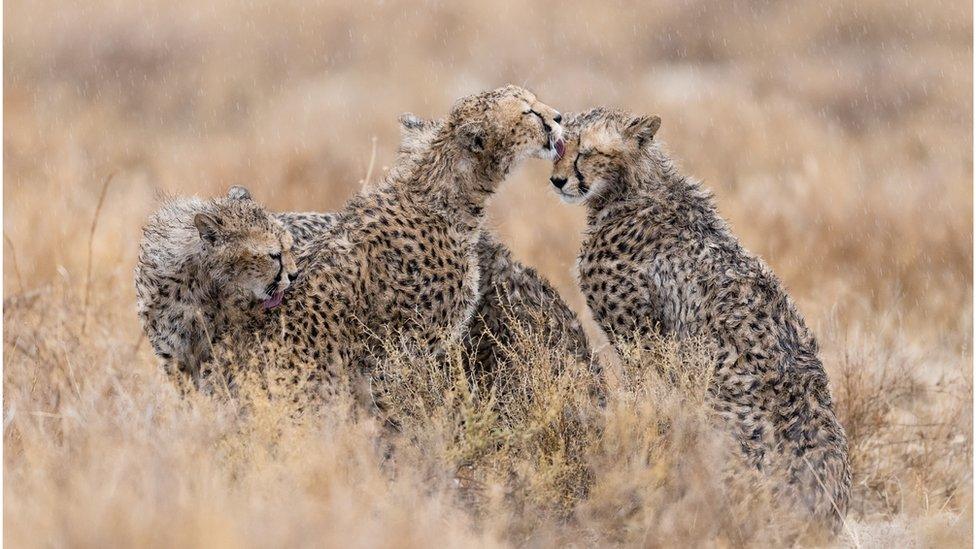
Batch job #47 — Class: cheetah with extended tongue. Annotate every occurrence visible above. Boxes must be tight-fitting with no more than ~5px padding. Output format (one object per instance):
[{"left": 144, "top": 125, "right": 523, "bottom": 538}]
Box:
[
  {"left": 134, "top": 188, "right": 298, "bottom": 384},
  {"left": 205, "top": 86, "right": 567, "bottom": 402},
  {"left": 275, "top": 113, "right": 592, "bottom": 384}
]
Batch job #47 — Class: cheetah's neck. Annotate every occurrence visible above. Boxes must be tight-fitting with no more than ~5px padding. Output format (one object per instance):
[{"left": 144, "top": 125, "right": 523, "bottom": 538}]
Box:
[
  {"left": 586, "top": 147, "right": 723, "bottom": 234},
  {"left": 382, "top": 135, "right": 500, "bottom": 231}
]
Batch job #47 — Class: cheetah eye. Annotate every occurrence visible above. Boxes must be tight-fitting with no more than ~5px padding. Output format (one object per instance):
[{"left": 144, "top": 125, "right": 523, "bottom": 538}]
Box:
[{"left": 269, "top": 252, "right": 281, "bottom": 261}]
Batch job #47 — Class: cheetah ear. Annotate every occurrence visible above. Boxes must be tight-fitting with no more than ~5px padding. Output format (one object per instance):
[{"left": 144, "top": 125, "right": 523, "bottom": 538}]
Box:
[
  {"left": 398, "top": 113, "right": 436, "bottom": 154},
  {"left": 624, "top": 115, "right": 662, "bottom": 147},
  {"left": 194, "top": 212, "right": 223, "bottom": 245},
  {"left": 457, "top": 123, "right": 486, "bottom": 154},
  {"left": 226, "top": 185, "right": 252, "bottom": 201},
  {"left": 398, "top": 112, "right": 426, "bottom": 131}
]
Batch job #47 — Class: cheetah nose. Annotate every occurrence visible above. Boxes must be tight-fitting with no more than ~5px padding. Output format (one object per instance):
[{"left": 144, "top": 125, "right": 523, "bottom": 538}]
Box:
[
  {"left": 553, "top": 113, "right": 562, "bottom": 124},
  {"left": 550, "top": 176, "right": 567, "bottom": 189}
]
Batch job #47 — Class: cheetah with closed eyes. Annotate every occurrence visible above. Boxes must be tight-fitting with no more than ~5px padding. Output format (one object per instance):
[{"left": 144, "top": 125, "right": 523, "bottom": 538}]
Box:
[
  {"left": 548, "top": 108, "right": 851, "bottom": 534},
  {"left": 134, "top": 187, "right": 298, "bottom": 385},
  {"left": 204, "top": 85, "right": 566, "bottom": 403},
  {"left": 275, "top": 113, "right": 592, "bottom": 383}
]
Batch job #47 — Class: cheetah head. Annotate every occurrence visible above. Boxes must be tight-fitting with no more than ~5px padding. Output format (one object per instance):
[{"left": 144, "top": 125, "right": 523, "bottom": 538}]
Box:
[
  {"left": 194, "top": 186, "right": 299, "bottom": 310},
  {"left": 446, "top": 85, "right": 564, "bottom": 180},
  {"left": 549, "top": 109, "right": 661, "bottom": 205}
]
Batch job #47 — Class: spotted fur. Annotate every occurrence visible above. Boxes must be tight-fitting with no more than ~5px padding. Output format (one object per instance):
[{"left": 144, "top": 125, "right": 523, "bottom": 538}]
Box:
[
  {"left": 205, "top": 86, "right": 566, "bottom": 403},
  {"left": 275, "top": 212, "right": 338, "bottom": 244},
  {"left": 279, "top": 213, "right": 592, "bottom": 379},
  {"left": 274, "top": 114, "right": 591, "bottom": 382},
  {"left": 134, "top": 189, "right": 298, "bottom": 383},
  {"left": 549, "top": 108, "right": 852, "bottom": 533}
]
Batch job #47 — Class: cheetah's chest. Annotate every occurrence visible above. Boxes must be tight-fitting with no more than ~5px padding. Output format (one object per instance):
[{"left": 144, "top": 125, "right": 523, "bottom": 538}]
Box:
[
  {"left": 578, "top": 223, "right": 710, "bottom": 342},
  {"left": 362, "top": 216, "right": 479, "bottom": 339}
]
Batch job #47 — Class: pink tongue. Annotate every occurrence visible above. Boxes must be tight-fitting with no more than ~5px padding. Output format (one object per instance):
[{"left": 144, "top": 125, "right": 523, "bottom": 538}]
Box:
[
  {"left": 554, "top": 139, "right": 566, "bottom": 160},
  {"left": 262, "top": 290, "right": 285, "bottom": 310}
]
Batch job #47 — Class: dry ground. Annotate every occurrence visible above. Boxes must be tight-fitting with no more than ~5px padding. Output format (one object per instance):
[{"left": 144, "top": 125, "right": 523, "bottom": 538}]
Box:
[{"left": 3, "top": 0, "right": 972, "bottom": 546}]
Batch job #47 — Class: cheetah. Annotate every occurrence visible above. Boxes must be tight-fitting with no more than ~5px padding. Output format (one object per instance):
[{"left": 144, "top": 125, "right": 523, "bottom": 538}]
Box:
[
  {"left": 275, "top": 113, "right": 591, "bottom": 382},
  {"left": 205, "top": 85, "right": 565, "bottom": 403},
  {"left": 548, "top": 108, "right": 851, "bottom": 533},
  {"left": 134, "top": 187, "right": 298, "bottom": 384}
]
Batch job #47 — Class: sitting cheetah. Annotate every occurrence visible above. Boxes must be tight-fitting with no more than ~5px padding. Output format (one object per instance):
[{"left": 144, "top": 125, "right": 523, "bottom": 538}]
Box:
[
  {"left": 134, "top": 187, "right": 298, "bottom": 384},
  {"left": 275, "top": 113, "right": 591, "bottom": 381},
  {"left": 548, "top": 108, "right": 851, "bottom": 533},
  {"left": 205, "top": 85, "right": 565, "bottom": 403}
]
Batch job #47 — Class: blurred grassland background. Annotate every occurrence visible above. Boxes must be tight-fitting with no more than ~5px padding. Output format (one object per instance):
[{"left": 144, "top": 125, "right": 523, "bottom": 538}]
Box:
[{"left": 3, "top": 0, "right": 973, "bottom": 546}]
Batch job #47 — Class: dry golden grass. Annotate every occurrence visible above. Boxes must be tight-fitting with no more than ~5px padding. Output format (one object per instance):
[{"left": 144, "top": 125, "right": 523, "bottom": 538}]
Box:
[{"left": 4, "top": 0, "right": 972, "bottom": 546}]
